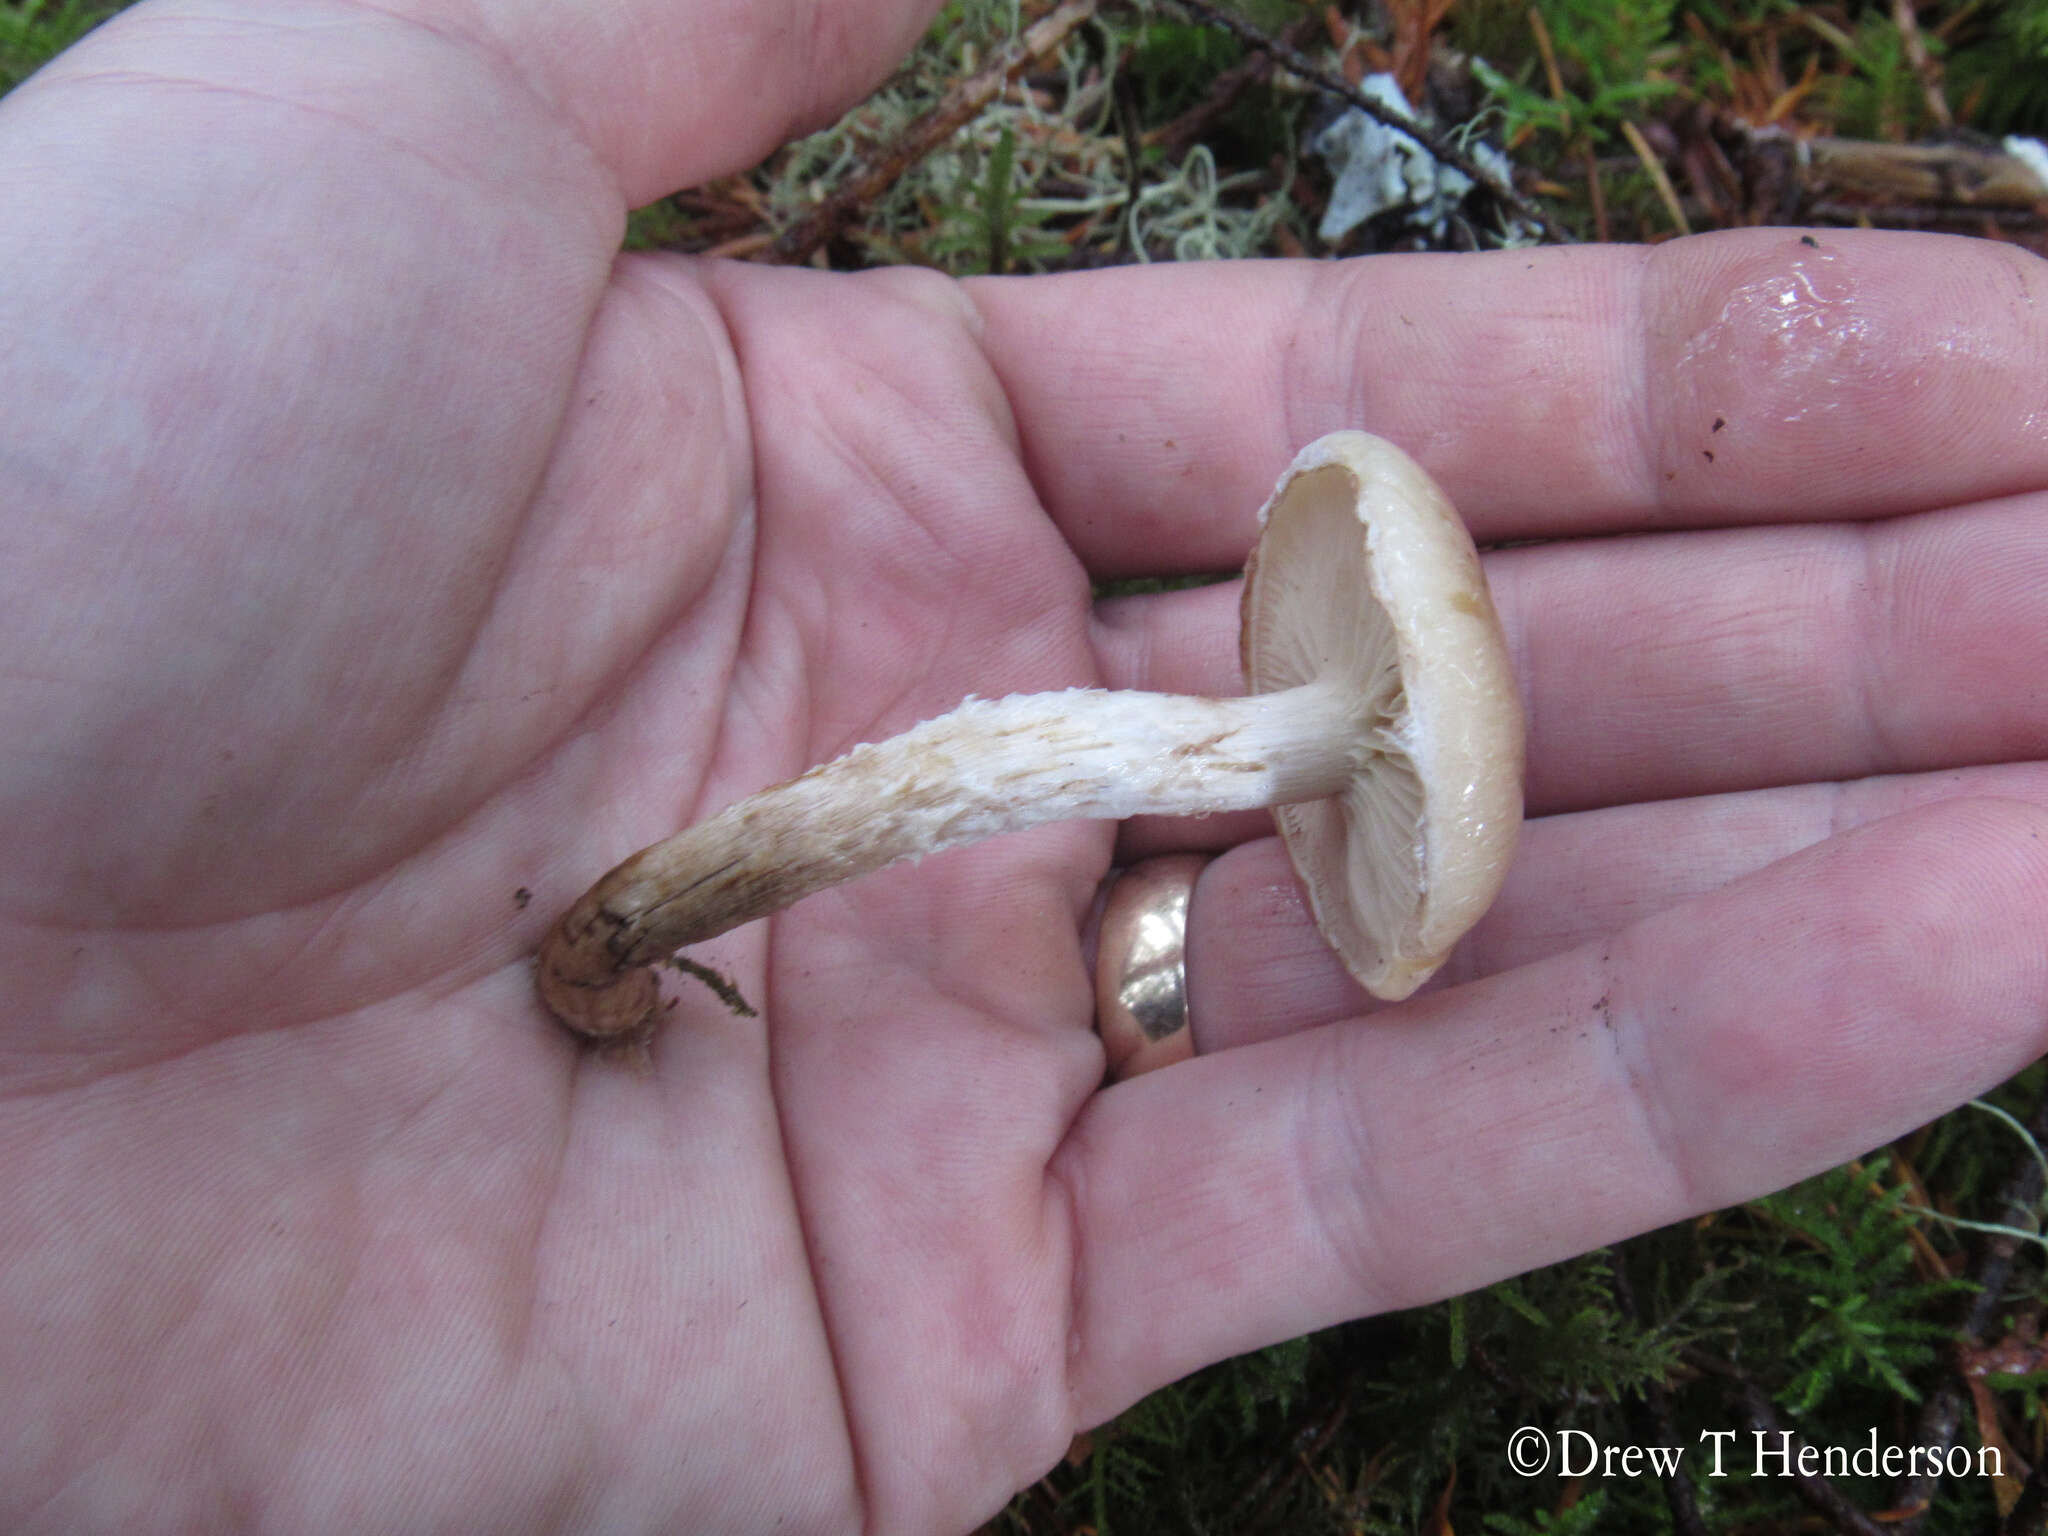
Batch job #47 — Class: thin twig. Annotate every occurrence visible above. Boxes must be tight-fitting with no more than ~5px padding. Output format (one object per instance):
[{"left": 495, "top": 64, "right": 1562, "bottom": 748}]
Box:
[
  {"left": 1238, "top": 1374, "right": 1361, "bottom": 1531},
  {"left": 770, "top": 0, "right": 1101, "bottom": 265},
  {"left": 1148, "top": 13, "right": 1322, "bottom": 161},
  {"left": 1620, "top": 119, "right": 1692, "bottom": 236},
  {"left": 1526, "top": 4, "right": 1566, "bottom": 102},
  {"left": 1889, "top": 0, "right": 1953, "bottom": 133},
  {"left": 1611, "top": 1263, "right": 1710, "bottom": 1536},
  {"left": 1689, "top": 1352, "right": 1888, "bottom": 1536},
  {"left": 1736, "top": 1377, "right": 1889, "bottom": 1536},
  {"left": 1581, "top": 145, "right": 1610, "bottom": 242},
  {"left": 1142, "top": 0, "right": 1570, "bottom": 244},
  {"left": 1528, "top": 7, "right": 1607, "bottom": 243}
]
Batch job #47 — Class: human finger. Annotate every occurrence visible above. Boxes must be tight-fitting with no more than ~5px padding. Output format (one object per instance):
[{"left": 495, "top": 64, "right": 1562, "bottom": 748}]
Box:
[
  {"left": 972, "top": 231, "right": 2048, "bottom": 576},
  {"left": 439, "top": 0, "right": 946, "bottom": 204},
  {"left": 1180, "top": 760, "right": 2048, "bottom": 1051},
  {"left": 1093, "top": 491, "right": 2048, "bottom": 817},
  {"left": 1053, "top": 796, "right": 2048, "bottom": 1426}
]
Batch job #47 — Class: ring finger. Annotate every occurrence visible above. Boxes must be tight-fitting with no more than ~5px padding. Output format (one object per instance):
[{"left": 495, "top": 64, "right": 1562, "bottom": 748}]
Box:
[{"left": 1153, "top": 760, "right": 2048, "bottom": 1060}]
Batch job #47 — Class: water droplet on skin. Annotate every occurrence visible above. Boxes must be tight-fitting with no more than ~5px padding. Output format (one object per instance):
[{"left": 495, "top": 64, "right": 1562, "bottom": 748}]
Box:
[{"left": 1678, "top": 246, "right": 1868, "bottom": 429}]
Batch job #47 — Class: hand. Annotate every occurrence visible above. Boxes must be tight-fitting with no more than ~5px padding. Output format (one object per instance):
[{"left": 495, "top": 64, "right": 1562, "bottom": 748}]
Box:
[{"left": 4, "top": 1, "right": 2047, "bottom": 1530}]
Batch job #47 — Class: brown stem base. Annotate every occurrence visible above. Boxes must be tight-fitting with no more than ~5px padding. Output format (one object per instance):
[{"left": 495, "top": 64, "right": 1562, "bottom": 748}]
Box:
[
  {"left": 536, "top": 890, "right": 664, "bottom": 1044},
  {"left": 536, "top": 890, "right": 760, "bottom": 1048}
]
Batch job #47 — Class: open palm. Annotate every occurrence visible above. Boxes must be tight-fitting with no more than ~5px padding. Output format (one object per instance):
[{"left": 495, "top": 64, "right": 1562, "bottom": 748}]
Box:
[{"left": 6, "top": 2, "right": 2048, "bottom": 1532}]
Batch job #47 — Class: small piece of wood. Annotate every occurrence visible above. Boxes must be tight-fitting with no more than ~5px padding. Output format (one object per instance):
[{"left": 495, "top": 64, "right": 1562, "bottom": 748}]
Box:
[{"left": 1804, "top": 135, "right": 2048, "bottom": 211}]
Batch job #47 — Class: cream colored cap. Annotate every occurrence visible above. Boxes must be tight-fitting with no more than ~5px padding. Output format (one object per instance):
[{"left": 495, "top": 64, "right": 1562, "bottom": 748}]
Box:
[{"left": 1239, "top": 431, "right": 1525, "bottom": 1000}]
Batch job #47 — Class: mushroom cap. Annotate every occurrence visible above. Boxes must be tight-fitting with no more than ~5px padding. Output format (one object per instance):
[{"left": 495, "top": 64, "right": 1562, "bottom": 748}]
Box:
[{"left": 1239, "top": 431, "right": 1524, "bottom": 1001}]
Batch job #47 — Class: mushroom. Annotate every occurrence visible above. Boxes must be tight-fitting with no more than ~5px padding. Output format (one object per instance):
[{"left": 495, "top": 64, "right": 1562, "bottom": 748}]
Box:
[{"left": 537, "top": 431, "right": 1525, "bottom": 1046}]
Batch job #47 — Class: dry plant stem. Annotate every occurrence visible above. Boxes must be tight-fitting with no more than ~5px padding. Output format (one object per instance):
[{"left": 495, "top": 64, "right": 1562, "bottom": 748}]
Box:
[{"left": 540, "top": 681, "right": 1365, "bottom": 1040}]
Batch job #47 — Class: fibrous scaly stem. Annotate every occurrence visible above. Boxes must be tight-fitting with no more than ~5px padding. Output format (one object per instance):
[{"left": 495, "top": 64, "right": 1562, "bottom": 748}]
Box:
[{"left": 537, "top": 681, "right": 1361, "bottom": 1042}]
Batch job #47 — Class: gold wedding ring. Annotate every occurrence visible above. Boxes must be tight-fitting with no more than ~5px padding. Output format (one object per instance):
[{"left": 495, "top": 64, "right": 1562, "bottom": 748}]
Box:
[{"left": 1095, "top": 854, "right": 1206, "bottom": 1080}]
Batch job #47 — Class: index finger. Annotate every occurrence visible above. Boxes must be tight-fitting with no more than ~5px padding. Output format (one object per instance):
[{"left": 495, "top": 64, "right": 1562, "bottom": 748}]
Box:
[{"left": 969, "top": 230, "right": 2048, "bottom": 575}]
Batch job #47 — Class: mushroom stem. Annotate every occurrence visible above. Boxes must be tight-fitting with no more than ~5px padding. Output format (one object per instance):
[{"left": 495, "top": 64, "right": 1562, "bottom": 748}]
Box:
[{"left": 538, "top": 678, "right": 1367, "bottom": 1040}]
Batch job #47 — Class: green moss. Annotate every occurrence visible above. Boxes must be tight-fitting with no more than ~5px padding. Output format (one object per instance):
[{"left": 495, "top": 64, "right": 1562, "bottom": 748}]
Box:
[
  {"left": 0, "top": 0, "right": 125, "bottom": 93},
  {"left": 1003, "top": 1103, "right": 2048, "bottom": 1533}
]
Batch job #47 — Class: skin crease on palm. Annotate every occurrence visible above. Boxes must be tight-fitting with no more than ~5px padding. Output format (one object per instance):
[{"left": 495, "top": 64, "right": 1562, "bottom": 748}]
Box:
[{"left": 4, "top": 1, "right": 2048, "bottom": 1532}]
